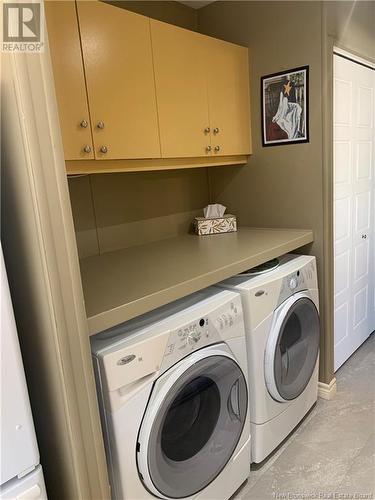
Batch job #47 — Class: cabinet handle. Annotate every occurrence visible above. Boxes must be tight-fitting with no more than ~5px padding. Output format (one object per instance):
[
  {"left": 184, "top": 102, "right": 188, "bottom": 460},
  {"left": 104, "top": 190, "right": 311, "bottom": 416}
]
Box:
[
  {"left": 361, "top": 234, "right": 367, "bottom": 239},
  {"left": 83, "top": 145, "right": 92, "bottom": 153},
  {"left": 80, "top": 120, "right": 88, "bottom": 128},
  {"left": 213, "top": 127, "right": 219, "bottom": 134},
  {"left": 100, "top": 146, "right": 108, "bottom": 154},
  {"left": 204, "top": 127, "right": 210, "bottom": 134},
  {"left": 214, "top": 145, "right": 220, "bottom": 152},
  {"left": 97, "top": 121, "right": 105, "bottom": 129},
  {"left": 206, "top": 145, "right": 212, "bottom": 153}
]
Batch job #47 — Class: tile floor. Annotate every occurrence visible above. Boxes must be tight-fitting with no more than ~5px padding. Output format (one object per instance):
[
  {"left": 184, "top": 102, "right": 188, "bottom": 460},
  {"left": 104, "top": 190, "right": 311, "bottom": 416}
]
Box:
[{"left": 235, "top": 333, "right": 375, "bottom": 500}]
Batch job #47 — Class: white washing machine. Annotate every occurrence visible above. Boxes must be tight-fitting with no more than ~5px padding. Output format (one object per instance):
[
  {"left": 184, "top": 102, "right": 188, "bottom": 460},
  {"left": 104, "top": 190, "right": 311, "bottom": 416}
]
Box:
[
  {"left": 91, "top": 288, "right": 250, "bottom": 499},
  {"left": 217, "top": 254, "right": 320, "bottom": 463}
]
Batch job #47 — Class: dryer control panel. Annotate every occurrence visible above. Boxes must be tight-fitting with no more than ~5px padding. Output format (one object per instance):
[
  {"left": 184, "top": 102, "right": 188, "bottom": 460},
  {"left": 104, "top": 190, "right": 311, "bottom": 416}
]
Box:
[
  {"left": 277, "top": 259, "right": 317, "bottom": 307},
  {"left": 161, "top": 297, "right": 244, "bottom": 371}
]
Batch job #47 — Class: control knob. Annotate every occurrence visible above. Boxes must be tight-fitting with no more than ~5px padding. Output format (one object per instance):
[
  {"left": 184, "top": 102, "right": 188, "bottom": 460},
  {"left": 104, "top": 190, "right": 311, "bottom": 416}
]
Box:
[
  {"left": 289, "top": 277, "right": 298, "bottom": 290},
  {"left": 187, "top": 331, "right": 200, "bottom": 345}
]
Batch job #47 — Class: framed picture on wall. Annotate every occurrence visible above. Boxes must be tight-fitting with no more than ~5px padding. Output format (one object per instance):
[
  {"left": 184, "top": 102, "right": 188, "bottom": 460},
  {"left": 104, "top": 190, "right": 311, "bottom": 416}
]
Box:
[{"left": 261, "top": 65, "right": 309, "bottom": 147}]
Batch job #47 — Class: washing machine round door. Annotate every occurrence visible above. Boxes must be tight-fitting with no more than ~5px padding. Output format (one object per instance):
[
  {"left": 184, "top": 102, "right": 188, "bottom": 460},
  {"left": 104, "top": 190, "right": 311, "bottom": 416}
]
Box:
[
  {"left": 265, "top": 292, "right": 320, "bottom": 402},
  {"left": 137, "top": 346, "right": 248, "bottom": 499}
]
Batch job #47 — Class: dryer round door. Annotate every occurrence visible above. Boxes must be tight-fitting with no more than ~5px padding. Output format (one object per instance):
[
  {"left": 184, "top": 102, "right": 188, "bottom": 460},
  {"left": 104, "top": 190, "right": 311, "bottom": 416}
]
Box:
[
  {"left": 265, "top": 293, "right": 320, "bottom": 402},
  {"left": 137, "top": 346, "right": 248, "bottom": 499}
]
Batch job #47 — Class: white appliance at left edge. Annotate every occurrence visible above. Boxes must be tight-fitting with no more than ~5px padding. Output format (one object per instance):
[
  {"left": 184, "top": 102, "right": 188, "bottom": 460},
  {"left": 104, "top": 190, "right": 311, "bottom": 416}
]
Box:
[
  {"left": 1, "top": 246, "right": 47, "bottom": 499},
  {"left": 91, "top": 287, "right": 250, "bottom": 500}
]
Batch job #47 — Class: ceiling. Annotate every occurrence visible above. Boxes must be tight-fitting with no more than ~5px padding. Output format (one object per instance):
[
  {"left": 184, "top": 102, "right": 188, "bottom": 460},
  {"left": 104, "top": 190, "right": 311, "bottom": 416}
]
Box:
[{"left": 177, "top": 1, "right": 216, "bottom": 9}]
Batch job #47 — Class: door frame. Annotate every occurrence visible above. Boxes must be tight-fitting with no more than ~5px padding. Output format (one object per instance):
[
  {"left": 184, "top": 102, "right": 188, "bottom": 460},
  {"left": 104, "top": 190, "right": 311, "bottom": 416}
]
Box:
[
  {"left": 320, "top": 28, "right": 335, "bottom": 387},
  {"left": 332, "top": 47, "right": 375, "bottom": 372},
  {"left": 334, "top": 47, "right": 375, "bottom": 72},
  {"left": 1, "top": 28, "right": 110, "bottom": 500}
]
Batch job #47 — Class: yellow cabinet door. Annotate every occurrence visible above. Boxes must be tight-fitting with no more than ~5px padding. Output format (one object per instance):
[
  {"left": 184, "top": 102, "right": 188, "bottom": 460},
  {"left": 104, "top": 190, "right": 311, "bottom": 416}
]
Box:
[
  {"left": 77, "top": 2, "right": 160, "bottom": 160},
  {"left": 151, "top": 20, "right": 211, "bottom": 158},
  {"left": 45, "top": 1, "right": 94, "bottom": 160},
  {"left": 207, "top": 38, "right": 252, "bottom": 156}
]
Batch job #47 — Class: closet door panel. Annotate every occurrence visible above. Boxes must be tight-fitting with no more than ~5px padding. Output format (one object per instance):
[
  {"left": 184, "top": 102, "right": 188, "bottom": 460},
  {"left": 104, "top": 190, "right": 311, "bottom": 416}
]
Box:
[
  {"left": 77, "top": 1, "right": 160, "bottom": 160},
  {"left": 45, "top": 1, "right": 94, "bottom": 160},
  {"left": 333, "top": 53, "right": 375, "bottom": 371},
  {"left": 151, "top": 20, "right": 211, "bottom": 158},
  {"left": 208, "top": 39, "right": 251, "bottom": 156}
]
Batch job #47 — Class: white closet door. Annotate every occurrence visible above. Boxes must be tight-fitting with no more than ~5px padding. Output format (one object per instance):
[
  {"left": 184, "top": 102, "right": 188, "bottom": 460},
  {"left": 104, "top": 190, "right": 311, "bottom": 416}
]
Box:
[{"left": 334, "top": 53, "right": 375, "bottom": 372}]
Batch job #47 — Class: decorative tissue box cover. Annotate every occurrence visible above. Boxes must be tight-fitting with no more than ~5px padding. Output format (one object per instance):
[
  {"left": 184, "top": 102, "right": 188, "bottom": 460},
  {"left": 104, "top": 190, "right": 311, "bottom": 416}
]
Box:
[{"left": 194, "top": 215, "right": 237, "bottom": 235}]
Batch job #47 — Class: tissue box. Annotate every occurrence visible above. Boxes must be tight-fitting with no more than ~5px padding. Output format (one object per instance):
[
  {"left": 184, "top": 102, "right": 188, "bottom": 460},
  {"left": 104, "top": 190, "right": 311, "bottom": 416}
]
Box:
[{"left": 194, "top": 215, "right": 237, "bottom": 235}]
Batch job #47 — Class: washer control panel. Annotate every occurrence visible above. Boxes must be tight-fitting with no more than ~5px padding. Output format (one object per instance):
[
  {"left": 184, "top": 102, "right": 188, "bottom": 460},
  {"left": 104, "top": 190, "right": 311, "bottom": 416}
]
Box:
[
  {"left": 215, "top": 301, "right": 240, "bottom": 332},
  {"left": 161, "top": 298, "right": 243, "bottom": 370}
]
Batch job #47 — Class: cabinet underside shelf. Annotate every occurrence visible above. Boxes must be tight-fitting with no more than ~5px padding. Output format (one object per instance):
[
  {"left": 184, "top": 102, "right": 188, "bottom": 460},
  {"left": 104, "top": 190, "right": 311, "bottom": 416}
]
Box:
[
  {"left": 66, "top": 155, "right": 248, "bottom": 175},
  {"left": 80, "top": 227, "right": 314, "bottom": 335}
]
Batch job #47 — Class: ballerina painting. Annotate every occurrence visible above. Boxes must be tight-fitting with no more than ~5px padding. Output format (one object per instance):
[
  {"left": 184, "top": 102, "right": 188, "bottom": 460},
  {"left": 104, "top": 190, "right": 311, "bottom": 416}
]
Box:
[{"left": 261, "top": 66, "right": 309, "bottom": 146}]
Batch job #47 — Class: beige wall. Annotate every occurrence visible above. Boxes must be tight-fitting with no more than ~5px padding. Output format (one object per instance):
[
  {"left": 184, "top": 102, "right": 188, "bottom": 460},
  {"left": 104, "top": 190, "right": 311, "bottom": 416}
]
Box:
[
  {"left": 198, "top": 0, "right": 323, "bottom": 249},
  {"left": 69, "top": 169, "right": 209, "bottom": 256},
  {"left": 104, "top": 1, "right": 197, "bottom": 30}
]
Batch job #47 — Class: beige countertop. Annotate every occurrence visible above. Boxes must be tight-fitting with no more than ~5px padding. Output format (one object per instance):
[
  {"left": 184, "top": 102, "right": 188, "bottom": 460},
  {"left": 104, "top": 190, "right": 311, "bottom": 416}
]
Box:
[{"left": 80, "top": 226, "right": 313, "bottom": 335}]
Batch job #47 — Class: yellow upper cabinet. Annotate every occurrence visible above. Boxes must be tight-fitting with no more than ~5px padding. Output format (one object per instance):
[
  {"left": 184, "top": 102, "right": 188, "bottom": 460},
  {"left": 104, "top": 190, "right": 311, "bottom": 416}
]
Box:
[
  {"left": 150, "top": 20, "right": 251, "bottom": 159},
  {"left": 76, "top": 1, "right": 161, "bottom": 160},
  {"left": 150, "top": 20, "right": 211, "bottom": 159},
  {"left": 45, "top": 1, "right": 94, "bottom": 160},
  {"left": 46, "top": 2, "right": 251, "bottom": 171},
  {"left": 207, "top": 38, "right": 252, "bottom": 156}
]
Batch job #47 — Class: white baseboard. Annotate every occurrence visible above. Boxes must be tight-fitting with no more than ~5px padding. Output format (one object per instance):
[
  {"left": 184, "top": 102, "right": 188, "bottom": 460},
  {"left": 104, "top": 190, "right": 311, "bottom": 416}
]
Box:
[{"left": 318, "top": 377, "right": 337, "bottom": 400}]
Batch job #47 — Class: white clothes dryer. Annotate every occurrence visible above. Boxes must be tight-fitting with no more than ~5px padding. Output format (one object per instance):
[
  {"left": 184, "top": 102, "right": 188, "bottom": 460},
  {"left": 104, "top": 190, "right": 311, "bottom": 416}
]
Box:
[
  {"left": 91, "top": 288, "right": 250, "bottom": 499},
  {"left": 217, "top": 254, "right": 320, "bottom": 463}
]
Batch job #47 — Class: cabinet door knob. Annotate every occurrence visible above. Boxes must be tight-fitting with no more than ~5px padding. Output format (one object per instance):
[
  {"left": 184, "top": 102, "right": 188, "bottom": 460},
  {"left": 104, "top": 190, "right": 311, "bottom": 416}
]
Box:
[
  {"left": 100, "top": 146, "right": 108, "bottom": 154},
  {"left": 213, "top": 127, "right": 219, "bottom": 134},
  {"left": 80, "top": 120, "right": 88, "bottom": 128},
  {"left": 97, "top": 121, "right": 105, "bottom": 129},
  {"left": 214, "top": 145, "right": 220, "bottom": 152},
  {"left": 83, "top": 145, "right": 91, "bottom": 153},
  {"left": 206, "top": 145, "right": 212, "bottom": 153},
  {"left": 204, "top": 127, "right": 210, "bottom": 134}
]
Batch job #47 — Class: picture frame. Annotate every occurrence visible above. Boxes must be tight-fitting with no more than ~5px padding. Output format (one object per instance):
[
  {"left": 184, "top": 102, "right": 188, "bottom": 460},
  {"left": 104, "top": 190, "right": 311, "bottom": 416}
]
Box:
[{"left": 261, "top": 65, "right": 309, "bottom": 147}]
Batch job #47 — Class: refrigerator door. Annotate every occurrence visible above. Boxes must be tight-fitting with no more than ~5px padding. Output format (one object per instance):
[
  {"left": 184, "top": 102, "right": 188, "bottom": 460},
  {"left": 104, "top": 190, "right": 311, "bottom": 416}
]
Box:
[
  {"left": 0, "top": 465, "right": 46, "bottom": 499},
  {"left": 0, "top": 247, "right": 40, "bottom": 485}
]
